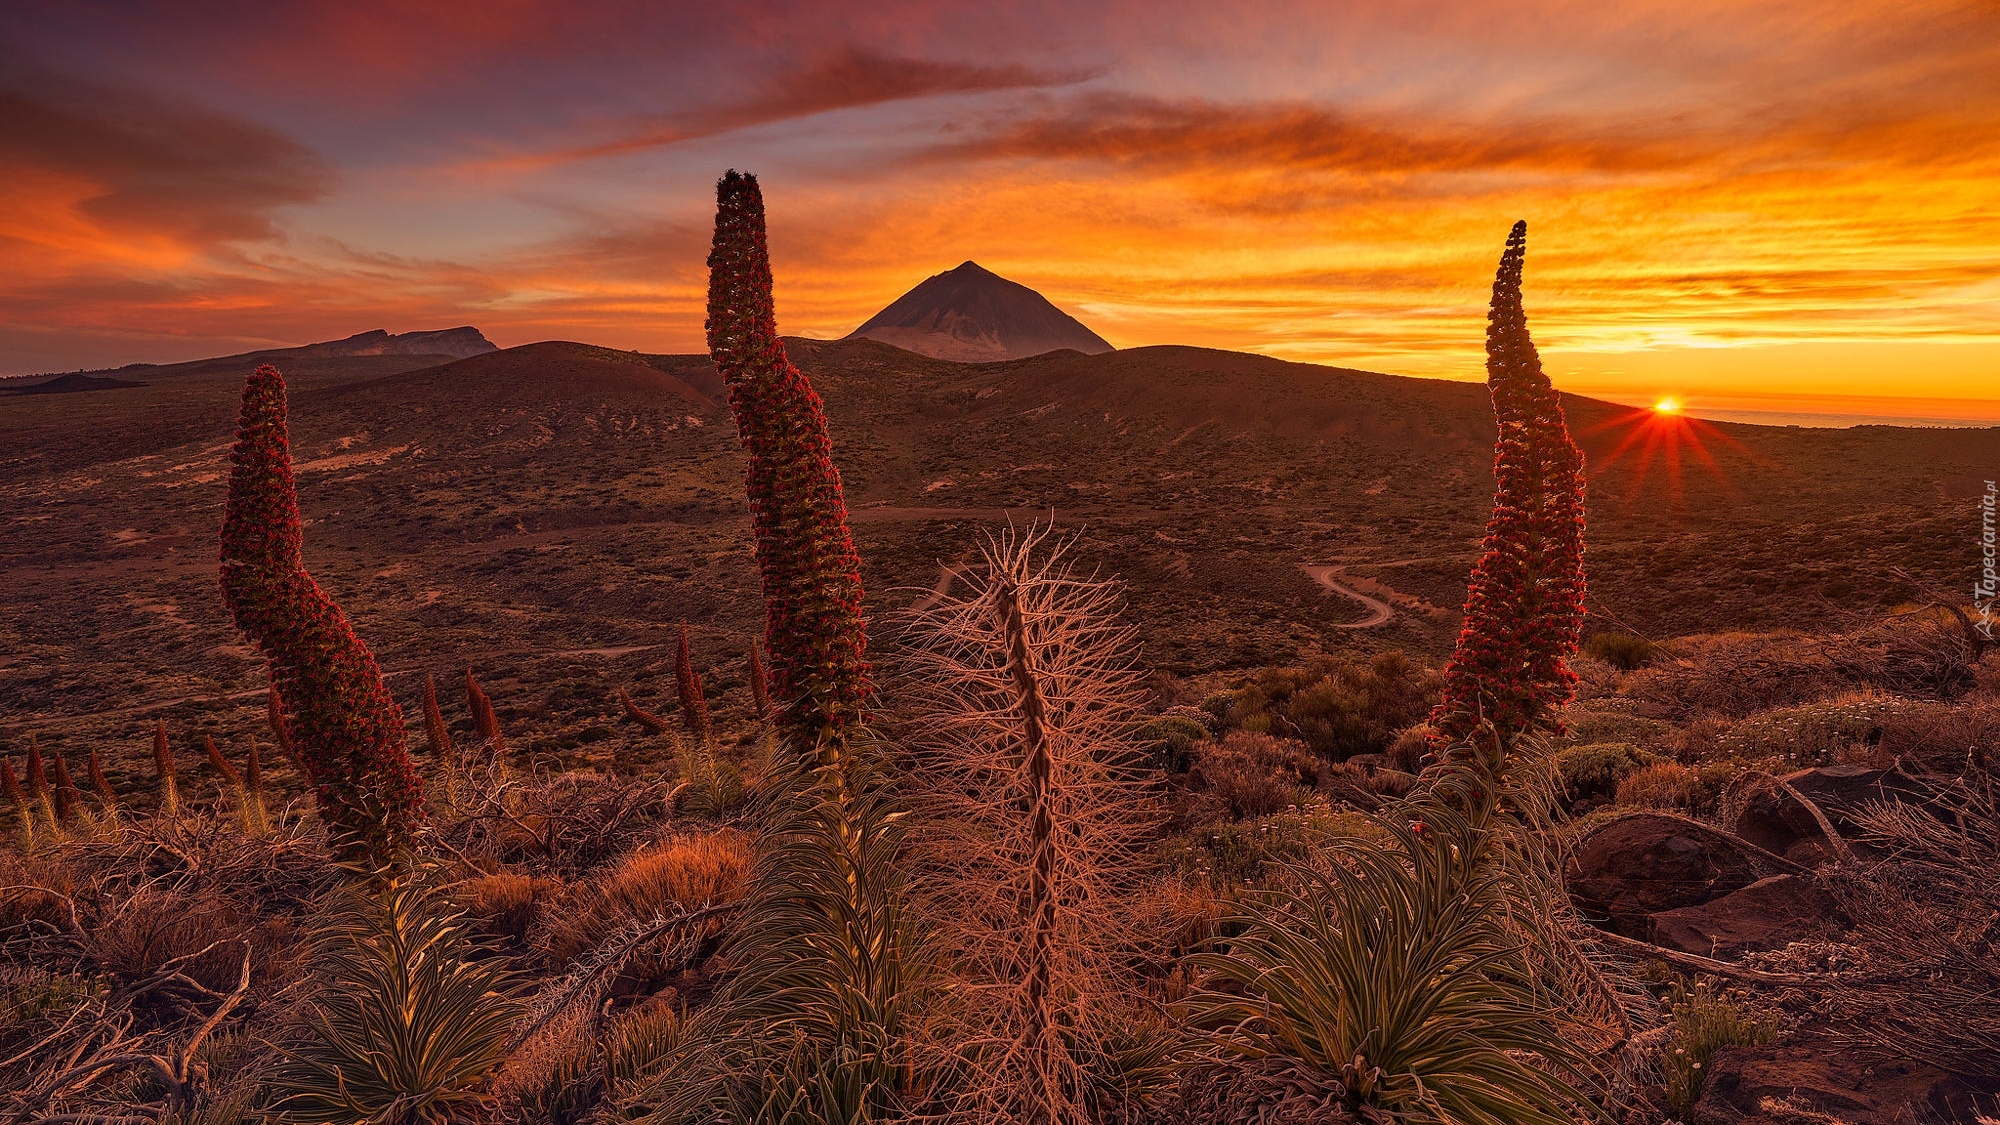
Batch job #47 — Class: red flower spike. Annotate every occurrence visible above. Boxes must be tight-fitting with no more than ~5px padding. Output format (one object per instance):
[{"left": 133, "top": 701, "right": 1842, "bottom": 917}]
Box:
[
  {"left": 50, "top": 753, "right": 81, "bottom": 826},
  {"left": 218, "top": 364, "right": 424, "bottom": 868},
  {"left": 1431, "top": 222, "right": 1588, "bottom": 748},
  {"left": 706, "top": 171, "right": 871, "bottom": 758},
  {"left": 675, "top": 622, "right": 714, "bottom": 745}
]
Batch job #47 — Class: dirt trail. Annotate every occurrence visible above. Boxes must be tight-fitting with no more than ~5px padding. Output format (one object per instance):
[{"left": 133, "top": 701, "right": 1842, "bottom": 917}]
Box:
[
  {"left": 908, "top": 563, "right": 964, "bottom": 613},
  {"left": 1301, "top": 564, "right": 1395, "bottom": 628}
]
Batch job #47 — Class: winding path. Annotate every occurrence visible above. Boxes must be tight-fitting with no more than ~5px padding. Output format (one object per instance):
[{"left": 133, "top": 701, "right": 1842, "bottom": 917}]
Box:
[{"left": 1301, "top": 564, "right": 1395, "bottom": 628}]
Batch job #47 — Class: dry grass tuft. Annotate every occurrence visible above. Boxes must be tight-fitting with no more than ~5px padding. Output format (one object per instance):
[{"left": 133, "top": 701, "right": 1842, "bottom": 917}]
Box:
[
  {"left": 460, "top": 870, "right": 565, "bottom": 945},
  {"left": 535, "top": 831, "right": 753, "bottom": 970}
]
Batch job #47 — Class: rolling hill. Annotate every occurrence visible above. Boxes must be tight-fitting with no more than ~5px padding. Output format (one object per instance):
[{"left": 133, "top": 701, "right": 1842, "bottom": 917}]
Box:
[{"left": 2, "top": 334, "right": 1993, "bottom": 775}]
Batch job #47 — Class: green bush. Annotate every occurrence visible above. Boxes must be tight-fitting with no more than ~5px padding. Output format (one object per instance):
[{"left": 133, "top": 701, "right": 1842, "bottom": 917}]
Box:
[
  {"left": 1584, "top": 631, "right": 1660, "bottom": 671},
  {"left": 1163, "top": 809, "right": 1385, "bottom": 888},
  {"left": 1660, "top": 976, "right": 1775, "bottom": 1119},
  {"left": 1138, "top": 712, "right": 1212, "bottom": 774},
  {"left": 1217, "top": 652, "right": 1440, "bottom": 762},
  {"left": 1556, "top": 742, "right": 1657, "bottom": 805},
  {"left": 1716, "top": 692, "right": 1905, "bottom": 768}
]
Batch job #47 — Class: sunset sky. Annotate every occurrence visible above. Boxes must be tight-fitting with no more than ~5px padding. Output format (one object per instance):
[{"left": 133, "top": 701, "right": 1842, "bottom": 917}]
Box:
[{"left": 4, "top": 0, "right": 1997, "bottom": 419}]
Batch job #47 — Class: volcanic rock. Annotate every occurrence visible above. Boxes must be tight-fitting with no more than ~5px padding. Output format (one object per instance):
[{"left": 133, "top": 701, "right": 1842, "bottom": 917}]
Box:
[
  {"left": 1566, "top": 812, "right": 1764, "bottom": 937},
  {"left": 1648, "top": 873, "right": 1843, "bottom": 957}
]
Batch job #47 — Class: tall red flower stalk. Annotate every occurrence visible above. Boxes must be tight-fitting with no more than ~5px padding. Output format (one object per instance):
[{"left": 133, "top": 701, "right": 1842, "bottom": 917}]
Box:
[
  {"left": 218, "top": 364, "right": 423, "bottom": 868},
  {"left": 464, "top": 669, "right": 506, "bottom": 761},
  {"left": 1431, "top": 222, "right": 1588, "bottom": 745},
  {"left": 420, "top": 673, "right": 455, "bottom": 766},
  {"left": 25, "top": 738, "right": 57, "bottom": 829},
  {"left": 88, "top": 749, "right": 120, "bottom": 816},
  {"left": 675, "top": 622, "right": 713, "bottom": 746},
  {"left": 706, "top": 171, "right": 871, "bottom": 762},
  {"left": 203, "top": 734, "right": 243, "bottom": 788},
  {"left": 49, "top": 753, "right": 81, "bottom": 827}
]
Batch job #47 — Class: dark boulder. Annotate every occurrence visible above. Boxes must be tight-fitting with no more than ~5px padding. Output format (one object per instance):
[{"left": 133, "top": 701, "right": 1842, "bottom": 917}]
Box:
[
  {"left": 1692, "top": 1041, "right": 1992, "bottom": 1124},
  {"left": 1567, "top": 813, "right": 1766, "bottom": 938},
  {"left": 1731, "top": 764, "right": 1932, "bottom": 858},
  {"left": 1648, "top": 874, "right": 1844, "bottom": 957}
]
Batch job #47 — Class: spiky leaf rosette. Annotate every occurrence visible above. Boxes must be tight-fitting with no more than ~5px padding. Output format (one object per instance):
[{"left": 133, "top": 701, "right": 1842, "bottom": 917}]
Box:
[
  {"left": 1432, "top": 222, "right": 1587, "bottom": 745},
  {"left": 218, "top": 364, "right": 423, "bottom": 868},
  {"left": 706, "top": 170, "right": 870, "bottom": 761},
  {"left": 897, "top": 525, "right": 1165, "bottom": 1122}
]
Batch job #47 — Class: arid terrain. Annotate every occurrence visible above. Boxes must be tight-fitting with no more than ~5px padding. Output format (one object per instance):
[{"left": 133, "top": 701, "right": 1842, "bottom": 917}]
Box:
[{"left": 3, "top": 335, "right": 1994, "bottom": 786}]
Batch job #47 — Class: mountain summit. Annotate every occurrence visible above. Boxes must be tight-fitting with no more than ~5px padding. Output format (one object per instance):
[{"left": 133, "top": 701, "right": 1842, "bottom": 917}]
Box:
[{"left": 844, "top": 261, "right": 1113, "bottom": 361}]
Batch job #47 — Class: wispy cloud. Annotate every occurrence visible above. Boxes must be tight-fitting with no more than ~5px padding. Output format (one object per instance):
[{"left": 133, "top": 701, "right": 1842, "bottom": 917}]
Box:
[
  {"left": 476, "top": 46, "right": 1093, "bottom": 170},
  {"left": 0, "top": 67, "right": 329, "bottom": 249}
]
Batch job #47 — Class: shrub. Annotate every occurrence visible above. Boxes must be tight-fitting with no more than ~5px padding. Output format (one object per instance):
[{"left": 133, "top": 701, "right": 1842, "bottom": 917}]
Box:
[
  {"left": 1139, "top": 712, "right": 1212, "bottom": 774},
  {"left": 1584, "top": 631, "right": 1659, "bottom": 670},
  {"left": 1614, "top": 762, "right": 1707, "bottom": 812},
  {"left": 1556, "top": 708, "right": 1675, "bottom": 752},
  {"left": 1385, "top": 723, "right": 1435, "bottom": 772},
  {"left": 1193, "top": 732, "right": 1321, "bottom": 819},
  {"left": 1219, "top": 652, "right": 1440, "bottom": 761},
  {"left": 459, "top": 871, "right": 563, "bottom": 945},
  {"left": 86, "top": 886, "right": 264, "bottom": 995},
  {"left": 1432, "top": 221, "right": 1587, "bottom": 745},
  {"left": 1715, "top": 692, "right": 1904, "bottom": 769},
  {"left": 1660, "top": 976, "right": 1775, "bottom": 1119},
  {"left": 1624, "top": 631, "right": 1836, "bottom": 720},
  {"left": 1556, "top": 742, "right": 1657, "bottom": 805},
  {"left": 1163, "top": 809, "right": 1387, "bottom": 888}
]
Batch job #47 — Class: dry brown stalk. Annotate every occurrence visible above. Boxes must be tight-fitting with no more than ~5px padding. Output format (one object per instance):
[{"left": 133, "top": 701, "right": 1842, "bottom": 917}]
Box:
[{"left": 898, "top": 524, "right": 1158, "bottom": 1122}]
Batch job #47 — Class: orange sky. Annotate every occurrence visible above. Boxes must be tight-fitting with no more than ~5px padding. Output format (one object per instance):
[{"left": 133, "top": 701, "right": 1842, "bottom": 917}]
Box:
[{"left": 3, "top": 0, "right": 1997, "bottom": 420}]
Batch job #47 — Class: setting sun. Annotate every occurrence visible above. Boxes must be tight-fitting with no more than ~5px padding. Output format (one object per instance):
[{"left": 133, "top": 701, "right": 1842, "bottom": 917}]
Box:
[{"left": 1654, "top": 397, "right": 1682, "bottom": 415}]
